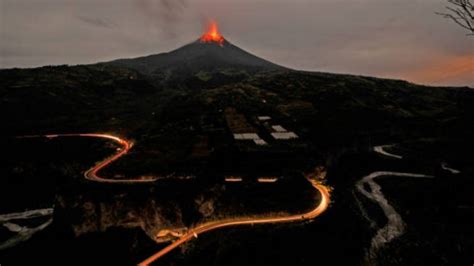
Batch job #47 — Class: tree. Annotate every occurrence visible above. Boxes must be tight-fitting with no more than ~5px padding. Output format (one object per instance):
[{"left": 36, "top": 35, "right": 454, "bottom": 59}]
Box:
[{"left": 437, "top": 0, "right": 474, "bottom": 35}]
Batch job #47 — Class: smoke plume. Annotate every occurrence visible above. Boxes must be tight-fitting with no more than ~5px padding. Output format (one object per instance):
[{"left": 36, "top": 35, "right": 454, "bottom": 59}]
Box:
[{"left": 135, "top": 0, "right": 187, "bottom": 37}]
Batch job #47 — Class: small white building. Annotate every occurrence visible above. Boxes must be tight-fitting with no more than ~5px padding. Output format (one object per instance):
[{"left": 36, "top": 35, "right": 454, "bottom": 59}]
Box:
[
  {"left": 234, "top": 133, "right": 268, "bottom": 145},
  {"left": 271, "top": 132, "right": 299, "bottom": 140},
  {"left": 233, "top": 133, "right": 260, "bottom": 140},
  {"left": 253, "top": 139, "right": 268, "bottom": 146},
  {"left": 272, "top": 125, "right": 287, "bottom": 132}
]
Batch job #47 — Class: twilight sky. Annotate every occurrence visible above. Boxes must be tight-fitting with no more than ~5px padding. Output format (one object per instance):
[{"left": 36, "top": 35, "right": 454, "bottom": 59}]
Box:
[{"left": 1, "top": 0, "right": 473, "bottom": 86}]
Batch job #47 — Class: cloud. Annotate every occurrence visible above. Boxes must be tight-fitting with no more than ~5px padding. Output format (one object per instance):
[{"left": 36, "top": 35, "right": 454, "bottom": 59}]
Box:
[
  {"left": 135, "top": 0, "right": 187, "bottom": 37},
  {"left": 400, "top": 55, "right": 474, "bottom": 86},
  {"left": 1, "top": 0, "right": 472, "bottom": 87},
  {"left": 76, "top": 15, "right": 117, "bottom": 28}
]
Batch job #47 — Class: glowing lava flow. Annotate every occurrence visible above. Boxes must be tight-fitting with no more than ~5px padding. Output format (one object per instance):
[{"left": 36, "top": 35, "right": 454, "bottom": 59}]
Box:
[
  {"left": 200, "top": 20, "right": 225, "bottom": 46},
  {"left": 138, "top": 178, "right": 330, "bottom": 266},
  {"left": 18, "top": 133, "right": 157, "bottom": 183}
]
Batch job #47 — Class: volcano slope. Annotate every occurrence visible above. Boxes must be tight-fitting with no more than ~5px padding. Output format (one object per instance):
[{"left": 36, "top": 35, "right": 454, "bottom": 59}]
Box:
[
  {"left": 1, "top": 37, "right": 474, "bottom": 266},
  {"left": 2, "top": 39, "right": 473, "bottom": 151}
]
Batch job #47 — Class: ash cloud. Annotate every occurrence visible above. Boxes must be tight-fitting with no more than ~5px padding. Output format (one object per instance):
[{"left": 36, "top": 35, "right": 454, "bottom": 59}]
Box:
[
  {"left": 135, "top": 0, "right": 187, "bottom": 37},
  {"left": 77, "top": 16, "right": 117, "bottom": 29}
]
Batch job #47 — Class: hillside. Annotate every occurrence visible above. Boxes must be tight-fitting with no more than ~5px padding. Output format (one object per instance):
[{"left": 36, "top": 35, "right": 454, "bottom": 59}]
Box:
[
  {"left": 1, "top": 63, "right": 472, "bottom": 151},
  {"left": 1, "top": 36, "right": 474, "bottom": 266},
  {"left": 106, "top": 39, "right": 283, "bottom": 75}
]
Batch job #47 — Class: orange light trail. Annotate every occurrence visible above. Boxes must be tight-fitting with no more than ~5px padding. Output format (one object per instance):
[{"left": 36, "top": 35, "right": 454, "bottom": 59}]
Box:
[
  {"left": 138, "top": 179, "right": 330, "bottom": 265},
  {"left": 18, "top": 133, "right": 157, "bottom": 184},
  {"left": 17, "top": 133, "right": 331, "bottom": 265}
]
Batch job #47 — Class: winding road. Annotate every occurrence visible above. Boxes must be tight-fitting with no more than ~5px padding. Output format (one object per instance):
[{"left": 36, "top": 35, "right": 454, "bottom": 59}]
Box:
[
  {"left": 13, "top": 133, "right": 331, "bottom": 264},
  {"left": 18, "top": 133, "right": 157, "bottom": 183},
  {"left": 1, "top": 133, "right": 155, "bottom": 249},
  {"left": 139, "top": 179, "right": 330, "bottom": 265}
]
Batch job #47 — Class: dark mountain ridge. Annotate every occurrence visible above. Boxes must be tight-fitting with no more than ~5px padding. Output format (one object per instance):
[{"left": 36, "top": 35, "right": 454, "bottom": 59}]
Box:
[
  {"left": 1, "top": 35, "right": 473, "bottom": 145},
  {"left": 105, "top": 39, "right": 284, "bottom": 77}
]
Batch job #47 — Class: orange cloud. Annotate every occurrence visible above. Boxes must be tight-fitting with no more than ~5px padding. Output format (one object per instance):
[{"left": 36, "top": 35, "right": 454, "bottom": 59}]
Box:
[{"left": 403, "top": 55, "right": 474, "bottom": 86}]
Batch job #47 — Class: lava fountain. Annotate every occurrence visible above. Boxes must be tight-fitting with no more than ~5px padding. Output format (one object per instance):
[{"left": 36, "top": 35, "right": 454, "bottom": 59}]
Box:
[{"left": 200, "top": 20, "right": 225, "bottom": 46}]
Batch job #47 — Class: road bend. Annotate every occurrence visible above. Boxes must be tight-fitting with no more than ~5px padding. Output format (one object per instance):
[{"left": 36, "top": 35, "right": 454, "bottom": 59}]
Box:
[
  {"left": 17, "top": 133, "right": 157, "bottom": 183},
  {"left": 139, "top": 180, "right": 330, "bottom": 265},
  {"left": 16, "top": 133, "right": 331, "bottom": 264}
]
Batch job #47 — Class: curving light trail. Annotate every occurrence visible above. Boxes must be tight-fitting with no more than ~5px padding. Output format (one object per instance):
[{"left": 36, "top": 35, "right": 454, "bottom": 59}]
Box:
[
  {"left": 18, "top": 133, "right": 157, "bottom": 183},
  {"left": 138, "top": 179, "right": 330, "bottom": 266},
  {"left": 16, "top": 133, "right": 331, "bottom": 264}
]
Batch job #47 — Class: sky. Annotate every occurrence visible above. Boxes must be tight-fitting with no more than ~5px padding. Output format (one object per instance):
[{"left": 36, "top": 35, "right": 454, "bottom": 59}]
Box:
[{"left": 1, "top": 0, "right": 473, "bottom": 86}]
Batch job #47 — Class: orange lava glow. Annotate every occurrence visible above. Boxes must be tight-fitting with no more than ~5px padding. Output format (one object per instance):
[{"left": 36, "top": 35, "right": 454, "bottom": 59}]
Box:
[{"left": 200, "top": 20, "right": 225, "bottom": 46}]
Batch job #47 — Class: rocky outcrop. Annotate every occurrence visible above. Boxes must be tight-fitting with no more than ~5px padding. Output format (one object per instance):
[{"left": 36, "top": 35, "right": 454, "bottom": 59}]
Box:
[{"left": 54, "top": 188, "right": 186, "bottom": 243}]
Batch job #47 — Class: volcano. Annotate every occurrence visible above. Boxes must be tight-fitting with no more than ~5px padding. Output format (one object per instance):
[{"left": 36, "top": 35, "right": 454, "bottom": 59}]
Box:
[{"left": 106, "top": 22, "right": 284, "bottom": 77}]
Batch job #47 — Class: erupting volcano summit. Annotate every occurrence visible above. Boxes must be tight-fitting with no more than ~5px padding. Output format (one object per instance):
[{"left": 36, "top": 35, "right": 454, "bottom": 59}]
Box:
[
  {"left": 106, "top": 20, "right": 283, "bottom": 75},
  {"left": 200, "top": 21, "right": 225, "bottom": 46}
]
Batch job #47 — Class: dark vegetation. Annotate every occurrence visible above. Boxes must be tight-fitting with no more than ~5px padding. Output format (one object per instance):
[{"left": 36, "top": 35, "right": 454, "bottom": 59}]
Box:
[
  {"left": 0, "top": 137, "right": 318, "bottom": 265},
  {"left": 1, "top": 39, "right": 473, "bottom": 265},
  {"left": 0, "top": 137, "right": 116, "bottom": 213},
  {"left": 373, "top": 139, "right": 474, "bottom": 265}
]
